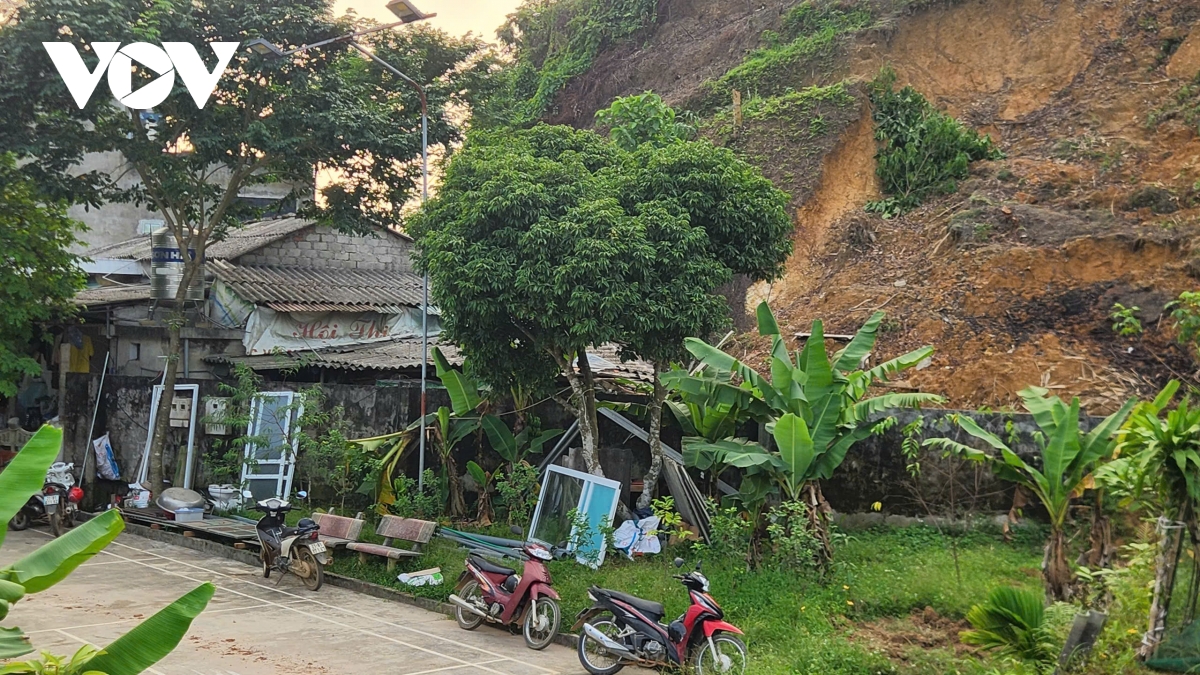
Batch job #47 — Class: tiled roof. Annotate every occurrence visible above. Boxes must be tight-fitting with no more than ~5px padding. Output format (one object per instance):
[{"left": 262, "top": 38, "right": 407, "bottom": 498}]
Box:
[
  {"left": 72, "top": 284, "right": 153, "bottom": 306},
  {"left": 583, "top": 344, "right": 656, "bottom": 382},
  {"left": 84, "top": 217, "right": 315, "bottom": 261},
  {"left": 209, "top": 260, "right": 424, "bottom": 309},
  {"left": 206, "top": 337, "right": 459, "bottom": 372}
]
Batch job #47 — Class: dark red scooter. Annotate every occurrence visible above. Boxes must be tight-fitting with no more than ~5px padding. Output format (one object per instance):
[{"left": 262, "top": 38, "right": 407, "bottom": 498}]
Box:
[
  {"left": 573, "top": 558, "right": 747, "bottom": 675},
  {"left": 448, "top": 527, "right": 562, "bottom": 650}
]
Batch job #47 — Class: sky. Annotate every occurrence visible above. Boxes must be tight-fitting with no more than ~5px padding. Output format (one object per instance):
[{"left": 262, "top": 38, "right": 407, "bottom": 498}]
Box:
[{"left": 337, "top": 0, "right": 523, "bottom": 40}]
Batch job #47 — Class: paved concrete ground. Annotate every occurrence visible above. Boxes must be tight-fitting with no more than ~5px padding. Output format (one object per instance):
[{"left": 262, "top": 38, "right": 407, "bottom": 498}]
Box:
[{"left": 1, "top": 527, "right": 589, "bottom": 675}]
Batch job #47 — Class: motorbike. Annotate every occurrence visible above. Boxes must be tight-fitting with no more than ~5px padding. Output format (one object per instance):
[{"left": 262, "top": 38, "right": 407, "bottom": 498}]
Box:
[
  {"left": 573, "top": 558, "right": 747, "bottom": 675},
  {"left": 8, "top": 464, "right": 83, "bottom": 537},
  {"left": 448, "top": 525, "right": 562, "bottom": 650},
  {"left": 252, "top": 494, "right": 327, "bottom": 591}
]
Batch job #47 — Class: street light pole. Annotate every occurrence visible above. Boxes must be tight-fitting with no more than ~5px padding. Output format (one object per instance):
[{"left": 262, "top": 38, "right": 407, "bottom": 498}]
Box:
[{"left": 246, "top": 0, "right": 434, "bottom": 490}]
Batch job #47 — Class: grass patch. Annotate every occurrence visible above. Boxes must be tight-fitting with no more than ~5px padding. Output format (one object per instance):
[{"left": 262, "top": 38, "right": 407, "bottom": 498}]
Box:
[
  {"left": 325, "top": 523, "right": 1044, "bottom": 674},
  {"left": 1147, "top": 71, "right": 1200, "bottom": 135}
]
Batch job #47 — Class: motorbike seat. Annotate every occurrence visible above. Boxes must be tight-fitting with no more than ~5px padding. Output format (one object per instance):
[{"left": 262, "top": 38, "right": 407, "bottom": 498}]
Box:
[
  {"left": 593, "top": 586, "right": 665, "bottom": 620},
  {"left": 469, "top": 555, "right": 516, "bottom": 577}
]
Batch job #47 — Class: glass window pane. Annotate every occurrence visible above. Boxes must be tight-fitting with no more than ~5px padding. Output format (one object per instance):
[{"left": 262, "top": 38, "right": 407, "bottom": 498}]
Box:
[
  {"left": 531, "top": 470, "right": 583, "bottom": 547},
  {"left": 247, "top": 478, "right": 279, "bottom": 501},
  {"left": 576, "top": 484, "right": 618, "bottom": 567},
  {"left": 251, "top": 394, "right": 291, "bottom": 460}
]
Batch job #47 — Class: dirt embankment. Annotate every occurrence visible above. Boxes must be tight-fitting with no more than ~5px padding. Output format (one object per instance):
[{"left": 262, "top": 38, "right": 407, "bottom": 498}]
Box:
[{"left": 561, "top": 0, "right": 1200, "bottom": 412}]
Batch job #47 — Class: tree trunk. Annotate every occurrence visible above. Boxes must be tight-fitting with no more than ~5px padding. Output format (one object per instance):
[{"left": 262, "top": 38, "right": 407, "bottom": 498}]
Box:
[
  {"left": 803, "top": 482, "right": 834, "bottom": 566},
  {"left": 446, "top": 455, "right": 467, "bottom": 519},
  {"left": 1142, "top": 515, "right": 1185, "bottom": 660},
  {"left": 1084, "top": 491, "right": 1115, "bottom": 569},
  {"left": 146, "top": 315, "right": 182, "bottom": 496},
  {"left": 566, "top": 349, "right": 604, "bottom": 477},
  {"left": 636, "top": 366, "right": 666, "bottom": 512},
  {"left": 746, "top": 506, "right": 767, "bottom": 570},
  {"left": 1043, "top": 526, "right": 1073, "bottom": 602},
  {"left": 477, "top": 482, "right": 493, "bottom": 527}
]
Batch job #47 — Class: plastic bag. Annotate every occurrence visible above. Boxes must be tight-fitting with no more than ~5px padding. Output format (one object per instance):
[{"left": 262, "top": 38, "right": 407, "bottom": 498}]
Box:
[{"left": 91, "top": 434, "right": 120, "bottom": 480}]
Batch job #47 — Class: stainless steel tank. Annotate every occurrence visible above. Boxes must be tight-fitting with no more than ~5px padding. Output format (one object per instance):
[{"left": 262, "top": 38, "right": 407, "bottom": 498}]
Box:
[{"left": 150, "top": 228, "right": 205, "bottom": 302}]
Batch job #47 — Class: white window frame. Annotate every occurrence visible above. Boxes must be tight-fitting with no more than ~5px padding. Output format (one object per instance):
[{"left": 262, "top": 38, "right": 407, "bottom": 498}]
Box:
[
  {"left": 529, "top": 465, "right": 621, "bottom": 568},
  {"left": 240, "top": 391, "right": 303, "bottom": 500}
]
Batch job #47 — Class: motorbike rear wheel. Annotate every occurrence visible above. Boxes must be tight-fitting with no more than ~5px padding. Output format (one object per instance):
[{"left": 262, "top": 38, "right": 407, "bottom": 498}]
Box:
[
  {"left": 8, "top": 510, "right": 29, "bottom": 531},
  {"left": 577, "top": 614, "right": 625, "bottom": 675},
  {"left": 295, "top": 547, "right": 323, "bottom": 591},
  {"left": 693, "top": 633, "right": 748, "bottom": 675},
  {"left": 523, "top": 597, "right": 560, "bottom": 650},
  {"left": 455, "top": 580, "right": 485, "bottom": 630},
  {"left": 49, "top": 508, "right": 69, "bottom": 538}
]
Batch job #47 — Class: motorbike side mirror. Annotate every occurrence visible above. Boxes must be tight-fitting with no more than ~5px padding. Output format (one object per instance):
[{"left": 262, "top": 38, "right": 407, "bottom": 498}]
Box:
[
  {"left": 696, "top": 560, "right": 703, "bottom": 572},
  {"left": 296, "top": 491, "right": 308, "bottom": 500},
  {"left": 510, "top": 524, "right": 524, "bottom": 536},
  {"left": 673, "top": 557, "right": 685, "bottom": 569},
  {"left": 241, "top": 490, "right": 254, "bottom": 499}
]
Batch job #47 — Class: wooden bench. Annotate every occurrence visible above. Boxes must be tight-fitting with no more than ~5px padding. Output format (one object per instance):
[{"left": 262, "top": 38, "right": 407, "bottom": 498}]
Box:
[
  {"left": 311, "top": 512, "right": 365, "bottom": 549},
  {"left": 346, "top": 515, "right": 436, "bottom": 571}
]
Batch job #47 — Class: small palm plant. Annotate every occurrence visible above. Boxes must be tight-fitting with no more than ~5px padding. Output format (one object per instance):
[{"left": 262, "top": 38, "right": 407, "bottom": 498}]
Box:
[
  {"left": 926, "top": 387, "right": 1134, "bottom": 601},
  {"left": 961, "top": 586, "right": 1059, "bottom": 673}
]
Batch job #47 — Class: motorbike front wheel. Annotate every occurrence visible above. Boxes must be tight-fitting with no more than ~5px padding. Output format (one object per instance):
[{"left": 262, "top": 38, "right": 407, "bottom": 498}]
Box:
[
  {"left": 523, "top": 597, "right": 560, "bottom": 650},
  {"left": 455, "top": 580, "right": 486, "bottom": 630},
  {"left": 295, "top": 547, "right": 323, "bottom": 591},
  {"left": 8, "top": 510, "right": 29, "bottom": 531},
  {"left": 577, "top": 614, "right": 625, "bottom": 675},
  {"left": 694, "top": 633, "right": 748, "bottom": 675}
]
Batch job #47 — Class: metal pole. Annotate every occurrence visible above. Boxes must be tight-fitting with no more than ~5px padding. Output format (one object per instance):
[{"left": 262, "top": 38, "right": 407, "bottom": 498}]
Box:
[
  {"left": 80, "top": 351, "right": 110, "bottom": 487},
  {"left": 346, "top": 41, "right": 430, "bottom": 491},
  {"left": 419, "top": 105, "right": 429, "bottom": 491}
]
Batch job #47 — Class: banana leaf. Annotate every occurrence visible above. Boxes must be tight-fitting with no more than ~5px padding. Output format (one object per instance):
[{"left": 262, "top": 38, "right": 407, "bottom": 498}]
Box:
[
  {"left": 772, "top": 413, "right": 814, "bottom": 498},
  {"left": 83, "top": 582, "right": 215, "bottom": 675},
  {"left": 833, "top": 311, "right": 885, "bottom": 372},
  {"left": 481, "top": 414, "right": 517, "bottom": 463},
  {"left": 433, "top": 347, "right": 483, "bottom": 416},
  {"left": 0, "top": 426, "right": 62, "bottom": 549},
  {"left": 0, "top": 626, "right": 31, "bottom": 659},
  {"left": 2, "top": 509, "right": 124, "bottom": 593}
]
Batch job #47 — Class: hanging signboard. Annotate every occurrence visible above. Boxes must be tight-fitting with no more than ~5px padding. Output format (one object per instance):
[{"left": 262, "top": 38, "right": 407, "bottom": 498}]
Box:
[{"left": 242, "top": 306, "right": 427, "bottom": 355}]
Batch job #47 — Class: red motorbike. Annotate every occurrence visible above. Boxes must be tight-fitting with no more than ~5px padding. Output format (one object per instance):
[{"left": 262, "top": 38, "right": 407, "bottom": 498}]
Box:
[
  {"left": 573, "top": 558, "right": 746, "bottom": 675},
  {"left": 448, "top": 527, "right": 562, "bottom": 650}
]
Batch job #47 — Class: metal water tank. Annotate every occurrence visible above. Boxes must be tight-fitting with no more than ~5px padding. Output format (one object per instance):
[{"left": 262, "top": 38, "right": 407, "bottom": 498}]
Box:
[{"left": 150, "top": 228, "right": 205, "bottom": 302}]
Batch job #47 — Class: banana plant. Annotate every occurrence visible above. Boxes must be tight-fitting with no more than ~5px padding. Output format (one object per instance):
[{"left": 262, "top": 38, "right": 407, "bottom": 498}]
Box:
[
  {"left": 0, "top": 426, "right": 214, "bottom": 672},
  {"left": 466, "top": 461, "right": 497, "bottom": 526},
  {"left": 662, "top": 364, "right": 769, "bottom": 497},
  {"left": 683, "top": 302, "right": 944, "bottom": 563},
  {"left": 480, "top": 414, "right": 562, "bottom": 471},
  {"left": 924, "top": 387, "right": 1135, "bottom": 601}
]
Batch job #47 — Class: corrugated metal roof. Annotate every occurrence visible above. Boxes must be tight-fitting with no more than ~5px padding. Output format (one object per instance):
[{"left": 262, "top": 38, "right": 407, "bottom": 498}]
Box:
[
  {"left": 73, "top": 284, "right": 153, "bottom": 306},
  {"left": 209, "top": 260, "right": 424, "bottom": 309},
  {"left": 206, "top": 337, "right": 459, "bottom": 372},
  {"left": 84, "top": 217, "right": 315, "bottom": 261}
]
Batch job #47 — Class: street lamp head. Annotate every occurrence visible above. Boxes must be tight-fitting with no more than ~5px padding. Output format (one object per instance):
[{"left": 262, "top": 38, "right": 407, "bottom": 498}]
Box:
[
  {"left": 244, "top": 38, "right": 285, "bottom": 57},
  {"left": 386, "top": 0, "right": 434, "bottom": 24}
]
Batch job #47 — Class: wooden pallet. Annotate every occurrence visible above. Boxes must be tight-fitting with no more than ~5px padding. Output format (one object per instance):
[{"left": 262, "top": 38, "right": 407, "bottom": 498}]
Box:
[{"left": 123, "top": 508, "right": 260, "bottom": 542}]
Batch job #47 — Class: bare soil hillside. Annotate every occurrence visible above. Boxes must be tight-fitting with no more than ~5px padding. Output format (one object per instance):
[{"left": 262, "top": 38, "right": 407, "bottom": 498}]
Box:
[{"left": 558, "top": 0, "right": 1200, "bottom": 412}]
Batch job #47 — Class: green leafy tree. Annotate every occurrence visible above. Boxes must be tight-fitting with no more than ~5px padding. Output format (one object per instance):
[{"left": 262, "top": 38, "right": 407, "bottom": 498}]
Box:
[
  {"left": 0, "top": 154, "right": 85, "bottom": 398},
  {"left": 925, "top": 387, "right": 1134, "bottom": 601},
  {"left": 686, "top": 302, "right": 943, "bottom": 565},
  {"left": 0, "top": 426, "right": 214, "bottom": 671},
  {"left": 0, "top": 0, "right": 491, "bottom": 494},
  {"left": 413, "top": 123, "right": 793, "bottom": 509}
]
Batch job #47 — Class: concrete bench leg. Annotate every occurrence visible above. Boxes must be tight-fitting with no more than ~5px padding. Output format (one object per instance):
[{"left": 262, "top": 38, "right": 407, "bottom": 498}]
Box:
[
  {"left": 359, "top": 551, "right": 367, "bottom": 565},
  {"left": 387, "top": 558, "right": 397, "bottom": 572}
]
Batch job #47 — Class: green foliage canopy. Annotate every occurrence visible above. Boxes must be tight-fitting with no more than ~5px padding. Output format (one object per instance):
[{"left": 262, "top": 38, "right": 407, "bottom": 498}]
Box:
[{"left": 0, "top": 154, "right": 85, "bottom": 398}]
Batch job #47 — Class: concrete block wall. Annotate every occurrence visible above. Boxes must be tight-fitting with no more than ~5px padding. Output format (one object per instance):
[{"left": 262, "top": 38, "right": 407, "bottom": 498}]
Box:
[{"left": 236, "top": 224, "right": 413, "bottom": 272}]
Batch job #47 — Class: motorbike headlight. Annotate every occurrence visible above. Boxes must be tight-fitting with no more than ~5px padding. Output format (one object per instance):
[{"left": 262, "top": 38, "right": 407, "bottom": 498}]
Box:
[
  {"left": 528, "top": 544, "right": 552, "bottom": 561},
  {"left": 697, "top": 573, "right": 710, "bottom": 593},
  {"left": 588, "top": 591, "right": 597, "bottom": 602}
]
